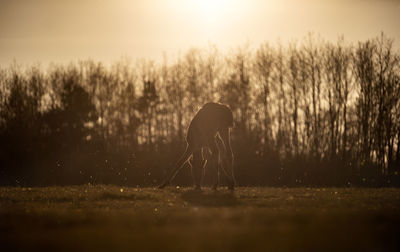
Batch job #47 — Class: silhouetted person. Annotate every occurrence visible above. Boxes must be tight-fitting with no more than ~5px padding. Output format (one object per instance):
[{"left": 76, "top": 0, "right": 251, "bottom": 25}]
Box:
[{"left": 159, "top": 102, "right": 235, "bottom": 190}]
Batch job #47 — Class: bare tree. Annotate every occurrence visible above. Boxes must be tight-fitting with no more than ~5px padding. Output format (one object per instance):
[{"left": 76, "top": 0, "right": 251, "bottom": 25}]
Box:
[{"left": 255, "top": 42, "right": 275, "bottom": 154}]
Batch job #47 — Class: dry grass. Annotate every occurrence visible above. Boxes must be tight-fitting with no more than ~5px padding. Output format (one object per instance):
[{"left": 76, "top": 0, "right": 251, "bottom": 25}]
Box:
[{"left": 1, "top": 186, "right": 399, "bottom": 251}]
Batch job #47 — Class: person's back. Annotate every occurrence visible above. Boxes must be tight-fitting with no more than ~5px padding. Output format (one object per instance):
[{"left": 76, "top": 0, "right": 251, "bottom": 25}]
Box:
[{"left": 187, "top": 102, "right": 233, "bottom": 148}]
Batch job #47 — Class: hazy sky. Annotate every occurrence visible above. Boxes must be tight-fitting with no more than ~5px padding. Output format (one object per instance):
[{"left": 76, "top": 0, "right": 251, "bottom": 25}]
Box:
[{"left": 0, "top": 0, "right": 399, "bottom": 66}]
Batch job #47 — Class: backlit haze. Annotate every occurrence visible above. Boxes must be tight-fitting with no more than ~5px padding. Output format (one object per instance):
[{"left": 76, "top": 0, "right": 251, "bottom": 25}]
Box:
[{"left": 1, "top": 0, "right": 399, "bottom": 66}]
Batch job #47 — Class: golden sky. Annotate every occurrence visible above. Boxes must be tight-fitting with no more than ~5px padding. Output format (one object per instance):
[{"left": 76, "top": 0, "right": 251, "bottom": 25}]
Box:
[{"left": 0, "top": 0, "right": 399, "bottom": 66}]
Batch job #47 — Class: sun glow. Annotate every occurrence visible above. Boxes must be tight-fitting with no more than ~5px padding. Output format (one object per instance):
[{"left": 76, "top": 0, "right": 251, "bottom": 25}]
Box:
[
  {"left": 193, "top": 0, "right": 229, "bottom": 23},
  {"left": 175, "top": 0, "right": 252, "bottom": 43}
]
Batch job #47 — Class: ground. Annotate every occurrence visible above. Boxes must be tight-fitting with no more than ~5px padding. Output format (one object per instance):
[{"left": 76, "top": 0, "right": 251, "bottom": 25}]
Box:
[{"left": 1, "top": 186, "right": 399, "bottom": 251}]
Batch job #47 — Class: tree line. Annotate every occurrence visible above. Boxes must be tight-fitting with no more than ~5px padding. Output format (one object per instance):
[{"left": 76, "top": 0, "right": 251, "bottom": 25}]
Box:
[{"left": 0, "top": 33, "right": 399, "bottom": 186}]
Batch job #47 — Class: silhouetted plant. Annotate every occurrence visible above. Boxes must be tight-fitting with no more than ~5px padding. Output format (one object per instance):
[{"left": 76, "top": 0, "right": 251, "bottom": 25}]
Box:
[{"left": 0, "top": 34, "right": 399, "bottom": 186}]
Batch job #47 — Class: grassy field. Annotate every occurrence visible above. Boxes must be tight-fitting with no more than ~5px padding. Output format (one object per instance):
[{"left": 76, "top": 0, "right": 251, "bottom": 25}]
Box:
[{"left": 1, "top": 186, "right": 399, "bottom": 251}]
